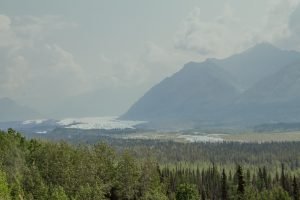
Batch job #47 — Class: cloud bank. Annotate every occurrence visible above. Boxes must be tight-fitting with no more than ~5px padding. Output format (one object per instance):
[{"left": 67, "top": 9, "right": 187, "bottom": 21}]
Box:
[
  {"left": 0, "top": 15, "right": 86, "bottom": 109},
  {"left": 1, "top": 0, "right": 300, "bottom": 117},
  {"left": 174, "top": 0, "right": 300, "bottom": 58}
]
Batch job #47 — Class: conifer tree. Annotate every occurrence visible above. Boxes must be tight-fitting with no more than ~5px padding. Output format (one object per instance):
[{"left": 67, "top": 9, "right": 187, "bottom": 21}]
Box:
[
  {"left": 236, "top": 165, "right": 245, "bottom": 200},
  {"left": 281, "top": 163, "right": 287, "bottom": 191},
  {"left": 293, "top": 176, "right": 299, "bottom": 200},
  {"left": 262, "top": 166, "right": 269, "bottom": 190},
  {"left": 221, "top": 169, "right": 228, "bottom": 200}
]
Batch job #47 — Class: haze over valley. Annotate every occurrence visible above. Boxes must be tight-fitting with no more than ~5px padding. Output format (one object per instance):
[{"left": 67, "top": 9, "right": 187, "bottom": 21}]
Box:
[
  {"left": 2, "top": 43, "right": 300, "bottom": 132},
  {"left": 2, "top": 1, "right": 300, "bottom": 200},
  {"left": 2, "top": 0, "right": 300, "bottom": 126}
]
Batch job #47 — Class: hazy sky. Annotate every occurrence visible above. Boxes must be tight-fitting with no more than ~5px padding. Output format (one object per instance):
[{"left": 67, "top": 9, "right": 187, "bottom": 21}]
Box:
[{"left": 1, "top": 0, "right": 300, "bottom": 117}]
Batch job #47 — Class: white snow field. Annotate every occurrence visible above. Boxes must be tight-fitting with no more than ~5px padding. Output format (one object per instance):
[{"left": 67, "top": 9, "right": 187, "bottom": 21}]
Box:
[
  {"left": 57, "top": 117, "right": 145, "bottom": 130},
  {"left": 177, "top": 134, "right": 224, "bottom": 142},
  {"left": 22, "top": 119, "right": 48, "bottom": 125}
]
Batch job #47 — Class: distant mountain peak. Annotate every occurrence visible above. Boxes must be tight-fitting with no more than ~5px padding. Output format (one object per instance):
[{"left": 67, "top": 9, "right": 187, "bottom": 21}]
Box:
[{"left": 122, "top": 42, "right": 300, "bottom": 129}]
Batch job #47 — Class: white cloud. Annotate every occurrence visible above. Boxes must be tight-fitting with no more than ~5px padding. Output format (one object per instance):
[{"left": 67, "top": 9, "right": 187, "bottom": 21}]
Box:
[
  {"left": 174, "top": 6, "right": 255, "bottom": 58},
  {"left": 174, "top": 0, "right": 300, "bottom": 58},
  {"left": 1, "top": 13, "right": 183, "bottom": 113},
  {"left": 0, "top": 14, "right": 86, "bottom": 108},
  {"left": 26, "top": 44, "right": 87, "bottom": 96},
  {"left": 0, "top": 15, "right": 10, "bottom": 30},
  {"left": 260, "top": 0, "right": 299, "bottom": 45},
  {"left": 275, "top": 2, "right": 300, "bottom": 50},
  {"left": 0, "top": 15, "right": 20, "bottom": 48},
  {"left": 88, "top": 42, "right": 187, "bottom": 92},
  {"left": 0, "top": 54, "right": 30, "bottom": 93},
  {"left": 2, "top": 1, "right": 300, "bottom": 116},
  {"left": 13, "top": 15, "right": 78, "bottom": 43}
]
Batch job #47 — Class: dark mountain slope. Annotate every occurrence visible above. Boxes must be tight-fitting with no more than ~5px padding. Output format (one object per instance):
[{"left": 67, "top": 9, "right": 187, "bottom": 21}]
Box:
[
  {"left": 0, "top": 98, "right": 41, "bottom": 122},
  {"left": 230, "top": 62, "right": 300, "bottom": 124},
  {"left": 122, "top": 61, "right": 240, "bottom": 122},
  {"left": 240, "top": 62, "right": 300, "bottom": 103},
  {"left": 213, "top": 43, "right": 300, "bottom": 90},
  {"left": 122, "top": 43, "right": 300, "bottom": 129}
]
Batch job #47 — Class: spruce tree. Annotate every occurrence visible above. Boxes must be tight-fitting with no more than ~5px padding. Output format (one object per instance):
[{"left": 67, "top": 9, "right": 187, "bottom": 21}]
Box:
[
  {"left": 262, "top": 166, "right": 268, "bottom": 189},
  {"left": 236, "top": 165, "right": 245, "bottom": 200},
  {"left": 293, "top": 176, "right": 299, "bottom": 200},
  {"left": 281, "top": 163, "right": 287, "bottom": 191},
  {"left": 221, "top": 169, "right": 228, "bottom": 200}
]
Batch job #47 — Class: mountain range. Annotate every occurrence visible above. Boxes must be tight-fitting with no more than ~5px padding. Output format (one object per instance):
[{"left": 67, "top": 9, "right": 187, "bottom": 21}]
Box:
[
  {"left": 122, "top": 43, "right": 300, "bottom": 129},
  {"left": 0, "top": 98, "right": 41, "bottom": 122}
]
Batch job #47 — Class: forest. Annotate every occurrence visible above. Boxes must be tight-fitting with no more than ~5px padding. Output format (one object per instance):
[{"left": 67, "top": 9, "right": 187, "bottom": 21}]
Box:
[{"left": 0, "top": 128, "right": 300, "bottom": 200}]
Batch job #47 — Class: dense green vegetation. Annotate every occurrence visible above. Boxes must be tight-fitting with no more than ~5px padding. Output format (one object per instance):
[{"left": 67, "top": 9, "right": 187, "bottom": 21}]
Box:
[{"left": 0, "top": 128, "right": 300, "bottom": 199}]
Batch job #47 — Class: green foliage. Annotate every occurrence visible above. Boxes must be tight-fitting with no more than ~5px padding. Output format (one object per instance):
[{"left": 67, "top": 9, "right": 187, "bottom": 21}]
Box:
[
  {"left": 221, "top": 169, "right": 228, "bottom": 200},
  {"left": 244, "top": 186, "right": 258, "bottom": 200},
  {"left": 0, "top": 129, "right": 300, "bottom": 200},
  {"left": 293, "top": 176, "right": 299, "bottom": 200},
  {"left": 92, "top": 143, "right": 117, "bottom": 192},
  {"left": 138, "top": 158, "right": 168, "bottom": 200},
  {"left": 22, "top": 165, "right": 48, "bottom": 199},
  {"left": 116, "top": 151, "right": 140, "bottom": 199},
  {"left": 269, "top": 187, "right": 292, "bottom": 200},
  {"left": 175, "top": 183, "right": 199, "bottom": 200},
  {"left": 0, "top": 169, "right": 11, "bottom": 200},
  {"left": 236, "top": 165, "right": 245, "bottom": 199},
  {"left": 49, "top": 186, "right": 68, "bottom": 200},
  {"left": 74, "top": 183, "right": 105, "bottom": 200}
]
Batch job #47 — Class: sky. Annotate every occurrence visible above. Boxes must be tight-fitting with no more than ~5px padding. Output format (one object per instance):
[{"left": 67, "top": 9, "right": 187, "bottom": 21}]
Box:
[{"left": 1, "top": 0, "right": 300, "bottom": 117}]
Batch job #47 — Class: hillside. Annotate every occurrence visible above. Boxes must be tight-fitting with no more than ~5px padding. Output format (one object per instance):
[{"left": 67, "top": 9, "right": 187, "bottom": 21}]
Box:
[
  {"left": 123, "top": 61, "right": 240, "bottom": 127},
  {"left": 214, "top": 43, "right": 300, "bottom": 90},
  {"left": 0, "top": 97, "right": 41, "bottom": 122},
  {"left": 122, "top": 43, "right": 300, "bottom": 129}
]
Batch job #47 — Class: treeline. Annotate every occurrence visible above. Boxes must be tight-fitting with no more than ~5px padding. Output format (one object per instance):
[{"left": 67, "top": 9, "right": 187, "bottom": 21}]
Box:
[
  {"left": 22, "top": 128, "right": 300, "bottom": 170},
  {"left": 0, "top": 129, "right": 300, "bottom": 200},
  {"left": 27, "top": 129, "right": 300, "bottom": 169},
  {"left": 125, "top": 141, "right": 300, "bottom": 168},
  {"left": 161, "top": 163, "right": 299, "bottom": 199}
]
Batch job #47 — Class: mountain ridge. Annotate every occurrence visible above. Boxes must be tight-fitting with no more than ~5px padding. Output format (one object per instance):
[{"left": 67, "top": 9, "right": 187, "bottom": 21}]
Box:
[
  {"left": 212, "top": 43, "right": 300, "bottom": 90},
  {"left": 122, "top": 43, "right": 300, "bottom": 129}
]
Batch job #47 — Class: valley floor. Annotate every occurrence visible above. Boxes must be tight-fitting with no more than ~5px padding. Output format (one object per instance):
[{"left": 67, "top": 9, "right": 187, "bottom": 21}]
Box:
[{"left": 119, "top": 131, "right": 300, "bottom": 143}]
